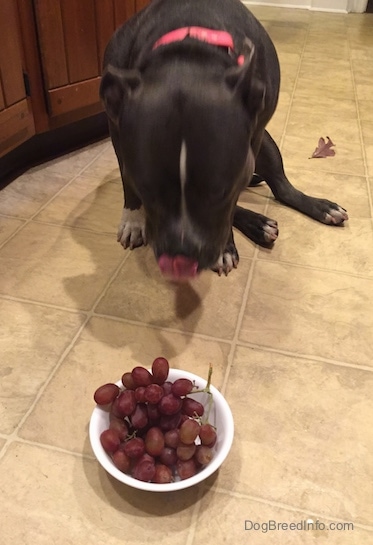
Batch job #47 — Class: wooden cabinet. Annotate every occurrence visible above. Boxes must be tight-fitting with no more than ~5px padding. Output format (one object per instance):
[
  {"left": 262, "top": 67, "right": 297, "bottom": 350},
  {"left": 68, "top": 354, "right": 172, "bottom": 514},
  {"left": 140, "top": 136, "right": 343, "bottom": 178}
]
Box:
[
  {"left": 0, "top": 0, "right": 151, "bottom": 160},
  {"left": 0, "top": 0, "right": 35, "bottom": 156},
  {"left": 33, "top": 0, "right": 138, "bottom": 119}
]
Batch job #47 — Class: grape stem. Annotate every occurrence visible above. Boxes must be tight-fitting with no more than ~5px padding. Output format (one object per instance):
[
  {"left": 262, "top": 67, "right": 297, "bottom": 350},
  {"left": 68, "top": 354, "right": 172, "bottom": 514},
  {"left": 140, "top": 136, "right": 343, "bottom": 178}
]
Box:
[{"left": 190, "top": 364, "right": 214, "bottom": 424}]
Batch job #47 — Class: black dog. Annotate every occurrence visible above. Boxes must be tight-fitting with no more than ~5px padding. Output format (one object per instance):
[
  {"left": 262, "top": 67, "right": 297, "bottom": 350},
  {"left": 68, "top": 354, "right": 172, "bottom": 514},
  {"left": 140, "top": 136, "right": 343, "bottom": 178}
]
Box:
[{"left": 100, "top": 0, "right": 348, "bottom": 280}]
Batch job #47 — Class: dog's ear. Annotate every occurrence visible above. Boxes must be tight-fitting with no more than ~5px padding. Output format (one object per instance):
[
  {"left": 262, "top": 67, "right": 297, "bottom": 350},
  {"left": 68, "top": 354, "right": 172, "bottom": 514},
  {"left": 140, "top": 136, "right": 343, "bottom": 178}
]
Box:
[
  {"left": 100, "top": 65, "right": 142, "bottom": 124},
  {"left": 225, "top": 39, "right": 266, "bottom": 119}
]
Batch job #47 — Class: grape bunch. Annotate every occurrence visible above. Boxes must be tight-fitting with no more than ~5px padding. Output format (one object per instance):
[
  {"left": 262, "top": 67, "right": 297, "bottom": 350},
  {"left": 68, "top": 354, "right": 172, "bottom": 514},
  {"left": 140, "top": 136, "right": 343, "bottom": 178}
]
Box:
[{"left": 93, "top": 357, "right": 217, "bottom": 484}]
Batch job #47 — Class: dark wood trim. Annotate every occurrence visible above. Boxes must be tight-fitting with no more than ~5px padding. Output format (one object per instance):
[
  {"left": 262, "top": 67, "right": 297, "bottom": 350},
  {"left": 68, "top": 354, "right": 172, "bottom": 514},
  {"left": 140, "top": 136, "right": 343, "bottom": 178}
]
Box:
[{"left": 0, "top": 111, "right": 109, "bottom": 189}]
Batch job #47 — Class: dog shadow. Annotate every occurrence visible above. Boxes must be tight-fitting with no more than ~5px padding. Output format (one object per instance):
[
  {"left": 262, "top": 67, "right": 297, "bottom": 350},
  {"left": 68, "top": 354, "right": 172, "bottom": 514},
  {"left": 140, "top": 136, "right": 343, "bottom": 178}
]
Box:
[{"left": 60, "top": 169, "right": 208, "bottom": 351}]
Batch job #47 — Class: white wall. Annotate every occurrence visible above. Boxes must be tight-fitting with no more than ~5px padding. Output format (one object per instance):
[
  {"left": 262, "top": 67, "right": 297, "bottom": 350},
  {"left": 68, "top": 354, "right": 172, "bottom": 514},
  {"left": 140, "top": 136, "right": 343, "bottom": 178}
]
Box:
[{"left": 242, "top": 0, "right": 368, "bottom": 13}]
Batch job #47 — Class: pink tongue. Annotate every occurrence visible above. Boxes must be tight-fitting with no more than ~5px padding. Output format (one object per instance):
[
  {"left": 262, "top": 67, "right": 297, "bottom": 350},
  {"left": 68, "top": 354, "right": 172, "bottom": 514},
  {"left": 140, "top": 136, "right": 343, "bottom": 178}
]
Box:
[{"left": 158, "top": 254, "right": 199, "bottom": 280}]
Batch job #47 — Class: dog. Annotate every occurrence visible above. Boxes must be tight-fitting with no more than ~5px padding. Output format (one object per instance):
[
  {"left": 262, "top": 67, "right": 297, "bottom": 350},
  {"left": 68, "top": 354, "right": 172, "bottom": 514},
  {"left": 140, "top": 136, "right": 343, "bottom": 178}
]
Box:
[{"left": 100, "top": 0, "right": 348, "bottom": 281}]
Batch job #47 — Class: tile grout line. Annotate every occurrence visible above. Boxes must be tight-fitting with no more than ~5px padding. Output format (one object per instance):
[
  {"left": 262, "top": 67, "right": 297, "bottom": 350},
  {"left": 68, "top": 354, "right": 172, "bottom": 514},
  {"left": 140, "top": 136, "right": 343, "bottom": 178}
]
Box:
[
  {"left": 348, "top": 30, "right": 373, "bottom": 224},
  {"left": 0, "top": 144, "right": 110, "bottom": 252},
  {"left": 278, "top": 18, "right": 310, "bottom": 152},
  {"left": 235, "top": 340, "right": 373, "bottom": 373}
]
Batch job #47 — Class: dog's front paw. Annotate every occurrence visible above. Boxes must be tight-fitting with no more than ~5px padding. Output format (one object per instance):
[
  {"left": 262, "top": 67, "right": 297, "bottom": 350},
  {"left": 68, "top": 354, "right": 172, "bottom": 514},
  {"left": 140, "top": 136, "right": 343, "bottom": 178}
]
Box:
[
  {"left": 117, "top": 207, "right": 147, "bottom": 249},
  {"left": 211, "top": 243, "right": 239, "bottom": 276}
]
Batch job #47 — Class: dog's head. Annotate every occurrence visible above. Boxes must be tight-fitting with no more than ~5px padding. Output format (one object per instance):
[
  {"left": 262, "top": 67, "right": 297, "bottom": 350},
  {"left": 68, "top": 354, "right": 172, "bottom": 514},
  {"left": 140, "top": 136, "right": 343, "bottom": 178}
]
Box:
[{"left": 100, "top": 46, "right": 265, "bottom": 280}]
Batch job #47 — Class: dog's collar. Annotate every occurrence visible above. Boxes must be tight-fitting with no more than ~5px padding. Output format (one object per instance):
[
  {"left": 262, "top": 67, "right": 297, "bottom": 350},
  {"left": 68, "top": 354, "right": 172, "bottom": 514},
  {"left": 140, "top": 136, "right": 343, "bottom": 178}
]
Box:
[{"left": 153, "top": 27, "right": 245, "bottom": 65}]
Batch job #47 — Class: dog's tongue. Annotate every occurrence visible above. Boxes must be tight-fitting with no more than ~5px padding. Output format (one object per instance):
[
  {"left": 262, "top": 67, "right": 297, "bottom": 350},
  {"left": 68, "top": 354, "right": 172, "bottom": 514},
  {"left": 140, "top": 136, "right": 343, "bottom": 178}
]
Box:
[{"left": 158, "top": 254, "right": 199, "bottom": 280}]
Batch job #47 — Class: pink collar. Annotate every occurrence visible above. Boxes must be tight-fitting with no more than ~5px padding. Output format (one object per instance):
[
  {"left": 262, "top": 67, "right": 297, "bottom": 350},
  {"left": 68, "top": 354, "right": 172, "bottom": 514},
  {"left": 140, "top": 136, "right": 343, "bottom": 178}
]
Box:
[{"left": 153, "top": 27, "right": 244, "bottom": 65}]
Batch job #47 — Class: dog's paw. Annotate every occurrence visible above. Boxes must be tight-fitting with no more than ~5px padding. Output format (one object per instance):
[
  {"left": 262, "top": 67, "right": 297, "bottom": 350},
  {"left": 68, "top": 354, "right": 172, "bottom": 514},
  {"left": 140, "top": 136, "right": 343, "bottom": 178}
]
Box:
[
  {"left": 117, "top": 207, "right": 147, "bottom": 249},
  {"left": 262, "top": 219, "right": 279, "bottom": 244},
  {"left": 211, "top": 246, "right": 239, "bottom": 276},
  {"left": 323, "top": 204, "right": 348, "bottom": 225},
  {"left": 233, "top": 206, "right": 279, "bottom": 248}
]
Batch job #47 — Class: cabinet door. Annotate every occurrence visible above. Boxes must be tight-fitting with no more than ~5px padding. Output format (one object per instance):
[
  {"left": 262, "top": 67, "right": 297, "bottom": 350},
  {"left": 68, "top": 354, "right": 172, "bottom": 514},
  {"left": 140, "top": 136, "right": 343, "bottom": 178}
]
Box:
[
  {"left": 0, "top": 0, "right": 35, "bottom": 157},
  {"left": 33, "top": 0, "right": 140, "bottom": 119}
]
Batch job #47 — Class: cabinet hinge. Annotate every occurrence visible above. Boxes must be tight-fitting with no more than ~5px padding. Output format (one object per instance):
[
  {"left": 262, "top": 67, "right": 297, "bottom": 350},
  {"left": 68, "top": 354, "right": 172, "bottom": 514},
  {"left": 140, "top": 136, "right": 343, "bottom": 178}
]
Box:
[{"left": 23, "top": 72, "right": 31, "bottom": 97}]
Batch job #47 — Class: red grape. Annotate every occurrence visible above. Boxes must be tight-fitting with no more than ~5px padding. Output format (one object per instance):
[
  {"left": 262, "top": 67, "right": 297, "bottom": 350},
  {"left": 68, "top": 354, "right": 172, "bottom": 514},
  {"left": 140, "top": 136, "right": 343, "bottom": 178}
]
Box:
[
  {"left": 130, "top": 403, "right": 148, "bottom": 429},
  {"left": 171, "top": 378, "right": 193, "bottom": 397},
  {"left": 132, "top": 459, "right": 156, "bottom": 482},
  {"left": 131, "top": 366, "right": 153, "bottom": 387},
  {"left": 112, "top": 450, "right": 131, "bottom": 473},
  {"left": 164, "top": 429, "right": 180, "bottom": 448},
  {"left": 179, "top": 419, "right": 200, "bottom": 445},
  {"left": 145, "top": 426, "right": 165, "bottom": 457},
  {"left": 177, "top": 442, "right": 196, "bottom": 461},
  {"left": 153, "top": 464, "right": 173, "bottom": 483},
  {"left": 199, "top": 423, "right": 217, "bottom": 446},
  {"left": 135, "top": 386, "right": 147, "bottom": 403},
  {"left": 116, "top": 390, "right": 136, "bottom": 417},
  {"left": 159, "top": 412, "right": 182, "bottom": 431},
  {"left": 147, "top": 403, "right": 160, "bottom": 422},
  {"left": 94, "top": 383, "right": 120, "bottom": 405},
  {"left": 158, "top": 394, "right": 182, "bottom": 415},
  {"left": 121, "top": 372, "right": 135, "bottom": 390},
  {"left": 195, "top": 445, "right": 214, "bottom": 465},
  {"left": 162, "top": 381, "right": 173, "bottom": 395},
  {"left": 123, "top": 437, "right": 145, "bottom": 459},
  {"left": 151, "top": 357, "right": 169, "bottom": 384},
  {"left": 177, "top": 458, "right": 197, "bottom": 480},
  {"left": 182, "top": 397, "right": 204, "bottom": 417},
  {"left": 144, "top": 384, "right": 164, "bottom": 404},
  {"left": 159, "top": 447, "right": 177, "bottom": 467},
  {"left": 100, "top": 429, "right": 120, "bottom": 453},
  {"left": 109, "top": 417, "right": 129, "bottom": 441}
]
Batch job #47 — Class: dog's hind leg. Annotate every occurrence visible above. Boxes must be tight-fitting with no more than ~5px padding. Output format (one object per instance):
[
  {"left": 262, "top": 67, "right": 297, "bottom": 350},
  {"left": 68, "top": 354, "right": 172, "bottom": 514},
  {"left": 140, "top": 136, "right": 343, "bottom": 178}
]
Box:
[{"left": 254, "top": 130, "right": 348, "bottom": 225}]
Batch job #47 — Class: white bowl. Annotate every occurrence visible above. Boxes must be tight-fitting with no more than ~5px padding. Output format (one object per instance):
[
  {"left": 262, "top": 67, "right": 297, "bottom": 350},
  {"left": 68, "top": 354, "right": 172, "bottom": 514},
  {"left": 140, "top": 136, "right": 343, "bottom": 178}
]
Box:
[{"left": 89, "top": 368, "right": 234, "bottom": 492}]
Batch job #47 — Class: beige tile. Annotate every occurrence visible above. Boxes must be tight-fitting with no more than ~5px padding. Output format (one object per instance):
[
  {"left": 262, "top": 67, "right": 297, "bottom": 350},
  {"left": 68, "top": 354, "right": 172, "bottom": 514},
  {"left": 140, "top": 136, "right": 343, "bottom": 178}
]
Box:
[
  {"left": 0, "top": 216, "right": 25, "bottom": 244},
  {"left": 96, "top": 247, "right": 251, "bottom": 339},
  {"left": 34, "top": 175, "right": 122, "bottom": 234},
  {"left": 197, "top": 489, "right": 370, "bottom": 544},
  {"left": 295, "top": 60, "right": 354, "bottom": 101},
  {"left": 79, "top": 146, "right": 120, "bottom": 180},
  {"left": 266, "top": 91, "right": 292, "bottom": 143},
  {"left": 282, "top": 134, "right": 365, "bottom": 176},
  {"left": 239, "top": 261, "right": 373, "bottom": 367},
  {"left": 0, "top": 438, "right": 6, "bottom": 449},
  {"left": 0, "top": 442, "right": 199, "bottom": 545},
  {"left": 260, "top": 209, "right": 373, "bottom": 277},
  {"left": 0, "top": 169, "right": 72, "bottom": 219},
  {"left": 0, "top": 299, "right": 84, "bottom": 434},
  {"left": 19, "top": 317, "right": 230, "bottom": 453},
  {"left": 28, "top": 139, "right": 110, "bottom": 177},
  {"left": 215, "top": 347, "right": 373, "bottom": 525},
  {"left": 0, "top": 223, "right": 124, "bottom": 309},
  {"left": 303, "top": 36, "right": 350, "bottom": 61},
  {"left": 283, "top": 96, "right": 362, "bottom": 177},
  {"left": 352, "top": 60, "right": 373, "bottom": 101},
  {"left": 348, "top": 26, "right": 373, "bottom": 60}
]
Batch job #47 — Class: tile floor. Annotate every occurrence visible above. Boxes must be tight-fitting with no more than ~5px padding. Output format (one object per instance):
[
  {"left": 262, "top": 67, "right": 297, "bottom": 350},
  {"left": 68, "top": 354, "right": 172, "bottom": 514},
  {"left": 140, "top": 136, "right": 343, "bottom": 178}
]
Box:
[{"left": 1, "top": 5, "right": 373, "bottom": 544}]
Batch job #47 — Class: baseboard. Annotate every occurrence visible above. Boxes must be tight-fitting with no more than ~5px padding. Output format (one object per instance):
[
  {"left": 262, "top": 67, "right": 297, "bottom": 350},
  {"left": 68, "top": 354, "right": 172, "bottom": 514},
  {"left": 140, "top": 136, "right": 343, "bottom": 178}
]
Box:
[{"left": 243, "top": 0, "right": 368, "bottom": 12}]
